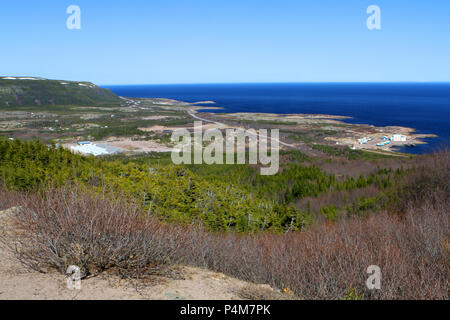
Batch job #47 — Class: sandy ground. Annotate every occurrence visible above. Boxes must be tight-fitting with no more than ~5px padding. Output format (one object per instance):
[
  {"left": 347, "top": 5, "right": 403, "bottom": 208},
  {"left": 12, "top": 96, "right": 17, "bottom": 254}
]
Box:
[{"left": 0, "top": 209, "right": 282, "bottom": 300}]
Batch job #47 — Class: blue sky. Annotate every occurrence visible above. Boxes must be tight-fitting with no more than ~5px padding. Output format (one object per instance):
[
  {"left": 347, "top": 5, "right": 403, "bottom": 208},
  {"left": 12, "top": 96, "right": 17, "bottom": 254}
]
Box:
[{"left": 1, "top": 0, "right": 449, "bottom": 84}]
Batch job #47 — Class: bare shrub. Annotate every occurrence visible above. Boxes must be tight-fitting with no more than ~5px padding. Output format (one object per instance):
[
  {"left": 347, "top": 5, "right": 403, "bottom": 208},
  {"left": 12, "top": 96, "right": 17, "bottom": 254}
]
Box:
[
  {"left": 1, "top": 185, "right": 447, "bottom": 299},
  {"left": 174, "top": 199, "right": 448, "bottom": 299},
  {"left": 0, "top": 186, "right": 182, "bottom": 279},
  {"left": 394, "top": 149, "right": 450, "bottom": 212},
  {"left": 0, "top": 184, "right": 21, "bottom": 210}
]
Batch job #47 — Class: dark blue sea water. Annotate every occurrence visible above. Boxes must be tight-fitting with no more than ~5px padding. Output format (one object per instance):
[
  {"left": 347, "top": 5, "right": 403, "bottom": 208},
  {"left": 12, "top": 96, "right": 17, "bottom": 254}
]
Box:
[{"left": 105, "top": 83, "right": 450, "bottom": 154}]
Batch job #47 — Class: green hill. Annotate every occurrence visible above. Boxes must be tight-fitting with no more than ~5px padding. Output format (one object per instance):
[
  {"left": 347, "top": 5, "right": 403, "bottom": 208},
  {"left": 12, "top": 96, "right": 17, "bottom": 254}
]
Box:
[{"left": 0, "top": 77, "right": 121, "bottom": 108}]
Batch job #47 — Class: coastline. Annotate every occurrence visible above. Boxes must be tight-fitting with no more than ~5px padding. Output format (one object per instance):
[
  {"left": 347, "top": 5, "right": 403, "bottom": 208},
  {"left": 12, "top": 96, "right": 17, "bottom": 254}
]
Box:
[
  {"left": 104, "top": 82, "right": 449, "bottom": 155},
  {"left": 184, "top": 101, "right": 438, "bottom": 154}
]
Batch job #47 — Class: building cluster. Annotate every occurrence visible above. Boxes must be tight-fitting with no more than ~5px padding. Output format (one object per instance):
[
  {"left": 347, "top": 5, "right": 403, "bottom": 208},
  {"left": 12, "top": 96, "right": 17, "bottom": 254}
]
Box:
[{"left": 356, "top": 134, "right": 407, "bottom": 147}]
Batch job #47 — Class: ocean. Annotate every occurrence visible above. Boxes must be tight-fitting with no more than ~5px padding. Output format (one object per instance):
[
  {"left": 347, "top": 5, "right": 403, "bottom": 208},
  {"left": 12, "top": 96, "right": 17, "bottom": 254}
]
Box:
[{"left": 105, "top": 83, "right": 450, "bottom": 154}]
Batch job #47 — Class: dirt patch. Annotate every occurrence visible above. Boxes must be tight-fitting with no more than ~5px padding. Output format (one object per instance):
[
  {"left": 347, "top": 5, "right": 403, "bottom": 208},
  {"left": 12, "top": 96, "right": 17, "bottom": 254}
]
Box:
[{"left": 106, "top": 139, "right": 177, "bottom": 153}]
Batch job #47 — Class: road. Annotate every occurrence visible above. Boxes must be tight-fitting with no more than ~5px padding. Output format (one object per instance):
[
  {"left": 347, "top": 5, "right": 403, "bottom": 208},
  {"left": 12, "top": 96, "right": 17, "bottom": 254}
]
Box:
[{"left": 187, "top": 109, "right": 295, "bottom": 148}]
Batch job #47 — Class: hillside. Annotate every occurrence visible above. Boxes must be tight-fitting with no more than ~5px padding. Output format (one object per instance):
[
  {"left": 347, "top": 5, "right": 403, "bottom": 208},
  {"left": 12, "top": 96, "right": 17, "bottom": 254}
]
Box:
[
  {"left": 0, "top": 77, "right": 121, "bottom": 107},
  {"left": 0, "top": 207, "right": 287, "bottom": 300},
  {"left": 0, "top": 138, "right": 447, "bottom": 299}
]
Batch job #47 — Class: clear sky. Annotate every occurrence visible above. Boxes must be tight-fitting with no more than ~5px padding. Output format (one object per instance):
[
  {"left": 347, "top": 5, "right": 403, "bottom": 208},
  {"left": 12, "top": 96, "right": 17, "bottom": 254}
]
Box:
[{"left": 1, "top": 0, "right": 449, "bottom": 84}]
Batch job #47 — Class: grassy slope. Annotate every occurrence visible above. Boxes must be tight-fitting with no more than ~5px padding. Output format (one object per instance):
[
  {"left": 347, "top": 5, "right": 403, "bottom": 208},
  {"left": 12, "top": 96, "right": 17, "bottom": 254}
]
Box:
[{"left": 0, "top": 78, "right": 121, "bottom": 108}]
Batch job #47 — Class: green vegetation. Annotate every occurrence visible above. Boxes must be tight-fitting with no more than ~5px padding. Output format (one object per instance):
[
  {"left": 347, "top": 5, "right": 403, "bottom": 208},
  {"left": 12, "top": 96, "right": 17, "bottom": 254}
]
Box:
[
  {"left": 311, "top": 144, "right": 395, "bottom": 160},
  {"left": 87, "top": 124, "right": 145, "bottom": 140},
  {"left": 0, "top": 79, "right": 120, "bottom": 108},
  {"left": 0, "top": 138, "right": 410, "bottom": 232},
  {"left": 0, "top": 138, "right": 307, "bottom": 232},
  {"left": 234, "top": 119, "right": 298, "bottom": 126},
  {"left": 287, "top": 130, "right": 338, "bottom": 144}
]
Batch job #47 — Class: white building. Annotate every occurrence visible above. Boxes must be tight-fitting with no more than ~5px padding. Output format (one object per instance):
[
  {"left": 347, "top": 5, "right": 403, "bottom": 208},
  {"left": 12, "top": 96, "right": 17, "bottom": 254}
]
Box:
[
  {"left": 391, "top": 134, "right": 407, "bottom": 142},
  {"left": 357, "top": 137, "right": 369, "bottom": 144}
]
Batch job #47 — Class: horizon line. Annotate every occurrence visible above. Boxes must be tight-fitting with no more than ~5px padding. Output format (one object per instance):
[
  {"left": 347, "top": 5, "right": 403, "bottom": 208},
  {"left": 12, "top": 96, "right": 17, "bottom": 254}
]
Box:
[{"left": 99, "top": 81, "right": 450, "bottom": 87}]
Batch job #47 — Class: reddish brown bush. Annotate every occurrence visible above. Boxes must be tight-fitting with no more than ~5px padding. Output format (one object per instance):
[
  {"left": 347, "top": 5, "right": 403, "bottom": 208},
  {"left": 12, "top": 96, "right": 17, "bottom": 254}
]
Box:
[
  {"left": 393, "top": 149, "right": 449, "bottom": 213},
  {"left": 175, "top": 197, "right": 448, "bottom": 299},
  {"left": 0, "top": 187, "right": 183, "bottom": 279},
  {"left": 0, "top": 184, "right": 19, "bottom": 210}
]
